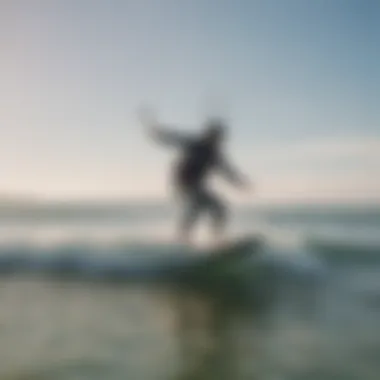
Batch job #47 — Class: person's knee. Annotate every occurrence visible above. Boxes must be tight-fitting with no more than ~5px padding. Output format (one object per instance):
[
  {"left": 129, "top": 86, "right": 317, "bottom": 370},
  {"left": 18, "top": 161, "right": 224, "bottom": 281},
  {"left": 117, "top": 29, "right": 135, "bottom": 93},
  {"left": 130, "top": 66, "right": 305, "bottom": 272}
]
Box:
[{"left": 211, "top": 199, "right": 228, "bottom": 222}]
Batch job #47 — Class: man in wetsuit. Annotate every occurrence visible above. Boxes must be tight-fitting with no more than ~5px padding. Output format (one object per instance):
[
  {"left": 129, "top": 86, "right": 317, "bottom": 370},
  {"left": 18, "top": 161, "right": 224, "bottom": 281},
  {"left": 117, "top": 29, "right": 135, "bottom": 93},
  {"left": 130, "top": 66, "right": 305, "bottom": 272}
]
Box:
[{"left": 140, "top": 110, "right": 251, "bottom": 244}]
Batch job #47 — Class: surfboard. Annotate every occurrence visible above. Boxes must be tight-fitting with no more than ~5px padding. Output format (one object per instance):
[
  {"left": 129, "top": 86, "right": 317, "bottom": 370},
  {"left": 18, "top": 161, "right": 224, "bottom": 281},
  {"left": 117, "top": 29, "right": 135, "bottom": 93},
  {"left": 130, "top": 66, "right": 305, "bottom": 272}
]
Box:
[
  {"left": 199, "top": 235, "right": 262, "bottom": 263},
  {"left": 177, "top": 235, "right": 264, "bottom": 287}
]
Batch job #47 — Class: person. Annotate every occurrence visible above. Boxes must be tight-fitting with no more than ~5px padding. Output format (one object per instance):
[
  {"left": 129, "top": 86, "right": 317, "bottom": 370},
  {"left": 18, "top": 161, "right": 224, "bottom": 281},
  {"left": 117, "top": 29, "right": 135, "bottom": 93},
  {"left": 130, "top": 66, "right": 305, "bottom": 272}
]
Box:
[{"left": 139, "top": 108, "right": 251, "bottom": 245}]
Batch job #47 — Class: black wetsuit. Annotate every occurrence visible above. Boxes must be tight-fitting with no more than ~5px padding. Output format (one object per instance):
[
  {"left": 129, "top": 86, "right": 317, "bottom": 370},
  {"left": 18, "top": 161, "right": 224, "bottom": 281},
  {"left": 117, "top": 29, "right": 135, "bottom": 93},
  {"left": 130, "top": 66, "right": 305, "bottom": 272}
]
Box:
[
  {"left": 152, "top": 127, "right": 242, "bottom": 240},
  {"left": 175, "top": 138, "right": 219, "bottom": 190}
]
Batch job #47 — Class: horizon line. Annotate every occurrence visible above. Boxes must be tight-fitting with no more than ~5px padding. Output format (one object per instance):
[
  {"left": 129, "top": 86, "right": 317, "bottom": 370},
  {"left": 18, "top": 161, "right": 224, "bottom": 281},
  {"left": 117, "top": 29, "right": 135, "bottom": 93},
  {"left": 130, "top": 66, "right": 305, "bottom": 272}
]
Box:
[{"left": 0, "top": 194, "right": 379, "bottom": 207}]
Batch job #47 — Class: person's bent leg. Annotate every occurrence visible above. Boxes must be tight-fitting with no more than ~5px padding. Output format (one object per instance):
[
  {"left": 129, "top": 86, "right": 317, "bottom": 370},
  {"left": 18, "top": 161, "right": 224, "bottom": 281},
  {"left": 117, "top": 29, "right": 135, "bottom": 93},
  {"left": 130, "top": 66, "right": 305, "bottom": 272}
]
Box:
[
  {"left": 178, "top": 189, "right": 203, "bottom": 244},
  {"left": 202, "top": 189, "right": 228, "bottom": 245}
]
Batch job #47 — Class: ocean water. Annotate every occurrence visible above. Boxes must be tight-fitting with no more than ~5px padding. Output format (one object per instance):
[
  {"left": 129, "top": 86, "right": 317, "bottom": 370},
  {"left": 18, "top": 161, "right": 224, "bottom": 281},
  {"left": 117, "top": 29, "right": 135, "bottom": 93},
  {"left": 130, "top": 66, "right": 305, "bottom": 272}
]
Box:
[{"left": 0, "top": 202, "right": 379, "bottom": 380}]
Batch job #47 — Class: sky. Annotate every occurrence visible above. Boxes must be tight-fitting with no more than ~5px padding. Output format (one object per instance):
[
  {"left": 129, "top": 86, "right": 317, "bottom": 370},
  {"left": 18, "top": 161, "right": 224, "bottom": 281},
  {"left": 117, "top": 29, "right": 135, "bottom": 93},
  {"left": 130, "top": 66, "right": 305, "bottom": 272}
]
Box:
[{"left": 0, "top": 0, "right": 379, "bottom": 203}]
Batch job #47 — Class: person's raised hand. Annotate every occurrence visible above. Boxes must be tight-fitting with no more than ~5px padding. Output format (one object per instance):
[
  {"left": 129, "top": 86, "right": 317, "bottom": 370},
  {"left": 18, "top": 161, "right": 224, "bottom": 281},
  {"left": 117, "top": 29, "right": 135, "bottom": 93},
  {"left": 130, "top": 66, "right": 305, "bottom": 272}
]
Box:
[{"left": 136, "top": 105, "right": 157, "bottom": 132}]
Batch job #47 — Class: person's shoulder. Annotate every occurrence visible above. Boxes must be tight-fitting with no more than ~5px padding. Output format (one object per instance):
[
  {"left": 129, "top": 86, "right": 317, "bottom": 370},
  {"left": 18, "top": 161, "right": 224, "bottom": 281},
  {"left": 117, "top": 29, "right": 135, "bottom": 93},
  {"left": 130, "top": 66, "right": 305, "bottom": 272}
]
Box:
[{"left": 185, "top": 135, "right": 201, "bottom": 147}]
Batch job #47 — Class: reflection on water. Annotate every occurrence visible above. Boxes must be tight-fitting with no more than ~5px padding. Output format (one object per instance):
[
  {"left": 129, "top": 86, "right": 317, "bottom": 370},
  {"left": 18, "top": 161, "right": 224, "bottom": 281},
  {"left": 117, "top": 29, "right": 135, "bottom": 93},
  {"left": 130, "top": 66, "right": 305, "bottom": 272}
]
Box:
[
  {"left": 0, "top": 277, "right": 277, "bottom": 380},
  {"left": 173, "top": 289, "right": 248, "bottom": 380},
  {"left": 0, "top": 273, "right": 380, "bottom": 379}
]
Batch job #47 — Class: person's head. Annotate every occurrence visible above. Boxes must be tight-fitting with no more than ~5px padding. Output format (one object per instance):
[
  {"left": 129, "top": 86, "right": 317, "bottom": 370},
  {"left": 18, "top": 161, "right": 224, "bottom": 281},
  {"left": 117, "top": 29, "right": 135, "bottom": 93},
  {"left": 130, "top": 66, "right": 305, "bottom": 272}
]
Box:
[{"left": 203, "top": 118, "right": 227, "bottom": 145}]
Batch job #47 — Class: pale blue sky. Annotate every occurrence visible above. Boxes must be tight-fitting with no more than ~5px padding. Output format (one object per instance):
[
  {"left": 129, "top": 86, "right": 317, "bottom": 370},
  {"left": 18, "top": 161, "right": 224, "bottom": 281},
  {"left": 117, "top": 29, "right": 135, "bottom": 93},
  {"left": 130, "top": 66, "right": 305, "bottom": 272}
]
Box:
[{"left": 1, "top": 0, "right": 379, "bottom": 202}]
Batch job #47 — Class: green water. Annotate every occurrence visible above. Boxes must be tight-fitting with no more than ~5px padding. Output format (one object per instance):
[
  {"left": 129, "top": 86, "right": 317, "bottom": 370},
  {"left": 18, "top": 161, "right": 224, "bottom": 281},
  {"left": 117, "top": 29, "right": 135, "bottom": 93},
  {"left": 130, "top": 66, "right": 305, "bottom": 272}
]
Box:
[
  {"left": 0, "top": 203, "right": 380, "bottom": 379},
  {"left": 1, "top": 274, "right": 379, "bottom": 380}
]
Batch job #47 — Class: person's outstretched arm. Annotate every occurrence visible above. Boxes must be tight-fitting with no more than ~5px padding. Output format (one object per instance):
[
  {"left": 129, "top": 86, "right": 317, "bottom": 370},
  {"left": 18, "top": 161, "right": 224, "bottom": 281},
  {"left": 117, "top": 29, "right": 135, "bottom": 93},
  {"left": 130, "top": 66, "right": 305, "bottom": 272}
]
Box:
[
  {"left": 147, "top": 125, "right": 192, "bottom": 148},
  {"left": 138, "top": 106, "right": 192, "bottom": 148},
  {"left": 217, "top": 155, "right": 251, "bottom": 190}
]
